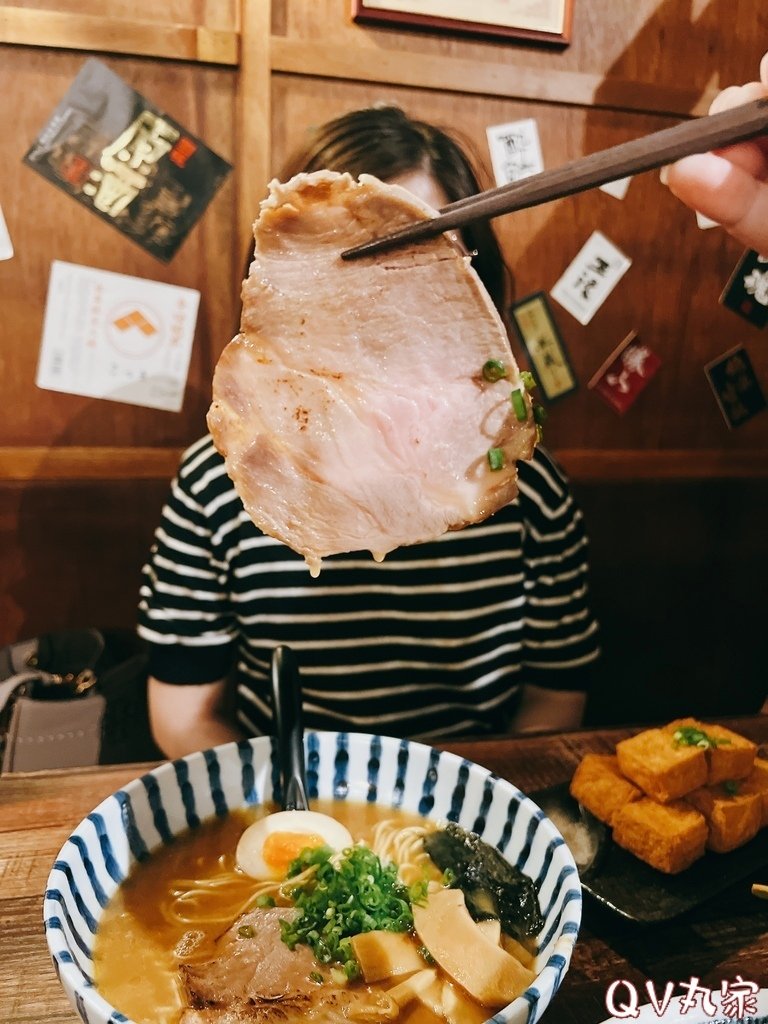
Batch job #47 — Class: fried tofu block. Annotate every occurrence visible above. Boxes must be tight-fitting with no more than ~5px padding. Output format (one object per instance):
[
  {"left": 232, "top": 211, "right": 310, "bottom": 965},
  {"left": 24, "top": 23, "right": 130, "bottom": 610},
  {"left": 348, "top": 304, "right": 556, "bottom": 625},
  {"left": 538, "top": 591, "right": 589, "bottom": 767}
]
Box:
[
  {"left": 735, "top": 758, "right": 768, "bottom": 829},
  {"left": 664, "top": 718, "right": 757, "bottom": 784},
  {"left": 686, "top": 783, "right": 762, "bottom": 853},
  {"left": 569, "top": 754, "right": 642, "bottom": 826},
  {"left": 616, "top": 728, "right": 707, "bottom": 803},
  {"left": 612, "top": 798, "right": 708, "bottom": 874}
]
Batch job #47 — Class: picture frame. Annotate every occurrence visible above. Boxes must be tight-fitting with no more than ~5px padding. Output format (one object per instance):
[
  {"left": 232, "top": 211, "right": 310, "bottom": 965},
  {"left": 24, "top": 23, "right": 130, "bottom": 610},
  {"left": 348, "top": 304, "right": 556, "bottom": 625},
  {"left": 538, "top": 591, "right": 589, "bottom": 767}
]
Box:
[
  {"left": 509, "top": 292, "right": 578, "bottom": 402},
  {"left": 351, "top": 0, "right": 574, "bottom": 46}
]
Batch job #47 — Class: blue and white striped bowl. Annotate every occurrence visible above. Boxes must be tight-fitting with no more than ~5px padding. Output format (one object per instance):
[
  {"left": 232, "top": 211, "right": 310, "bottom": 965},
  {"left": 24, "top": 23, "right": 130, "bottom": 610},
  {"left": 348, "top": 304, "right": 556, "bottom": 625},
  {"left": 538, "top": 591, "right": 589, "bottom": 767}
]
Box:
[{"left": 44, "top": 732, "right": 581, "bottom": 1024}]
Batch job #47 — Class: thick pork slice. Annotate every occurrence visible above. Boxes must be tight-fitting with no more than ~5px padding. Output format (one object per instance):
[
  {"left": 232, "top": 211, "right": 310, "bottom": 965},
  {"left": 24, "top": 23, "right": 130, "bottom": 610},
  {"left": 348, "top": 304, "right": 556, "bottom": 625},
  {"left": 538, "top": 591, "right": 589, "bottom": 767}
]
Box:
[
  {"left": 179, "top": 908, "right": 397, "bottom": 1024},
  {"left": 207, "top": 171, "right": 537, "bottom": 576}
]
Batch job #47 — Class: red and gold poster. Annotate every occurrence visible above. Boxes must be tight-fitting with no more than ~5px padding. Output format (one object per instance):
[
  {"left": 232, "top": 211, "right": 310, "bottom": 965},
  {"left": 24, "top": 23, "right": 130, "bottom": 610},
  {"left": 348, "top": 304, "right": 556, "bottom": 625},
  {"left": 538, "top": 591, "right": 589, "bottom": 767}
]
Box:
[{"left": 23, "top": 59, "right": 232, "bottom": 262}]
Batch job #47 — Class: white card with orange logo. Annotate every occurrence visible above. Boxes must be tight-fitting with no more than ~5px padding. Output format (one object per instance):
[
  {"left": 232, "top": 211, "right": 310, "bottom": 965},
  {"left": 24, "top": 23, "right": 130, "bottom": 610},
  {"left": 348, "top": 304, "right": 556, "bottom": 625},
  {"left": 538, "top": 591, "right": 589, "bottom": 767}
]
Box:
[{"left": 36, "top": 260, "right": 199, "bottom": 411}]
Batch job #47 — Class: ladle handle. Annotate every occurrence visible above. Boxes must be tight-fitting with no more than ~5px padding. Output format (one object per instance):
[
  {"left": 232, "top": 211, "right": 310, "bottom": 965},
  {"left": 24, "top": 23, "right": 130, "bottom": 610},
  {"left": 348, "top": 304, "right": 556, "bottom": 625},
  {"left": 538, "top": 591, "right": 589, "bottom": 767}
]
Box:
[{"left": 271, "top": 644, "right": 309, "bottom": 811}]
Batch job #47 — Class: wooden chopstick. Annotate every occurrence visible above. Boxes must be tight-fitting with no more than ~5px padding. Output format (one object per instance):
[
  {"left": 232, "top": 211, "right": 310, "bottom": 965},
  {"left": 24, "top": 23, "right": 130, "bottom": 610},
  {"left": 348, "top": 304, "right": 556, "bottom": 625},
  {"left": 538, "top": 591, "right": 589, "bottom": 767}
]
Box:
[{"left": 340, "top": 97, "right": 768, "bottom": 261}]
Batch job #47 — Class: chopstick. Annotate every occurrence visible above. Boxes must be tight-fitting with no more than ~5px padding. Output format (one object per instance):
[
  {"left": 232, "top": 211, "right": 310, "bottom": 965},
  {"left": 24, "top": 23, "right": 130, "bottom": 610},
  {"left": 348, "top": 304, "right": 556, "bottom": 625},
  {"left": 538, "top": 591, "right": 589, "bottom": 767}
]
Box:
[{"left": 340, "top": 96, "right": 768, "bottom": 261}]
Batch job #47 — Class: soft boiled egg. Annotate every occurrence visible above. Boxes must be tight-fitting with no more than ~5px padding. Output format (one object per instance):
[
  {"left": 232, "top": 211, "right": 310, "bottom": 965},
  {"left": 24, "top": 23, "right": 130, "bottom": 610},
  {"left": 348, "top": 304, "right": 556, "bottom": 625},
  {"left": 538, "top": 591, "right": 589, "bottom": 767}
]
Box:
[{"left": 236, "top": 810, "right": 354, "bottom": 880}]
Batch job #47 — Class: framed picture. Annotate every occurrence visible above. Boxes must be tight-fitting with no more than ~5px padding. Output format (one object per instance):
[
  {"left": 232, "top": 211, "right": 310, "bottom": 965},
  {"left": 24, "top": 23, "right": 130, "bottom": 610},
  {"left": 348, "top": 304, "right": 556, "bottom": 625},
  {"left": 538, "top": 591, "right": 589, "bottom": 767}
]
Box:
[
  {"left": 509, "top": 292, "right": 577, "bottom": 402},
  {"left": 351, "top": 0, "right": 574, "bottom": 46}
]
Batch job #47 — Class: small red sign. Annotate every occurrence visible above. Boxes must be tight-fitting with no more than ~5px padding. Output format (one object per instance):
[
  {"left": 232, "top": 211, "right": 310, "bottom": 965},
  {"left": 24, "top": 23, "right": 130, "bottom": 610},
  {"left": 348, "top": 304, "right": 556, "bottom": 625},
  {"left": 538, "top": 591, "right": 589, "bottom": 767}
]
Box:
[{"left": 588, "top": 331, "right": 661, "bottom": 414}]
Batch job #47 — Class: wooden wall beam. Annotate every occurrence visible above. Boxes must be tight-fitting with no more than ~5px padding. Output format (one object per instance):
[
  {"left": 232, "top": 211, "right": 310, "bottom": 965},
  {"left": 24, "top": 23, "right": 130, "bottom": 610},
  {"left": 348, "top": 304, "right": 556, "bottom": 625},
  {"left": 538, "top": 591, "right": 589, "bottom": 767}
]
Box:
[
  {"left": 0, "top": 447, "right": 183, "bottom": 481},
  {"left": 0, "top": 6, "right": 239, "bottom": 64},
  {"left": 0, "top": 9, "right": 715, "bottom": 116},
  {"left": 269, "top": 38, "right": 715, "bottom": 118},
  {"left": 2, "top": 447, "right": 767, "bottom": 482},
  {"left": 237, "top": 0, "right": 272, "bottom": 260},
  {"left": 556, "top": 449, "right": 768, "bottom": 481}
]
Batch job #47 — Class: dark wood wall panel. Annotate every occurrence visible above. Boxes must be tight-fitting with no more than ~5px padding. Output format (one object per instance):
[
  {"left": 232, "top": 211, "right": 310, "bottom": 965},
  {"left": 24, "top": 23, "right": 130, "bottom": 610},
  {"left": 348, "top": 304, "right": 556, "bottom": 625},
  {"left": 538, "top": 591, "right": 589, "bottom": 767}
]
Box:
[
  {"left": 0, "top": 479, "right": 169, "bottom": 643},
  {"left": 578, "top": 478, "right": 768, "bottom": 726}
]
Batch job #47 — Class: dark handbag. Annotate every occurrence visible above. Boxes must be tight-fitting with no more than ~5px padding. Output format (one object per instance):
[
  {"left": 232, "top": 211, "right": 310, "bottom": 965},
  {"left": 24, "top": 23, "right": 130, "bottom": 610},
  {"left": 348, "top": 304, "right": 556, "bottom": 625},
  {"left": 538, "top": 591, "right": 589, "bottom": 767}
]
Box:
[{"left": 0, "top": 628, "right": 162, "bottom": 772}]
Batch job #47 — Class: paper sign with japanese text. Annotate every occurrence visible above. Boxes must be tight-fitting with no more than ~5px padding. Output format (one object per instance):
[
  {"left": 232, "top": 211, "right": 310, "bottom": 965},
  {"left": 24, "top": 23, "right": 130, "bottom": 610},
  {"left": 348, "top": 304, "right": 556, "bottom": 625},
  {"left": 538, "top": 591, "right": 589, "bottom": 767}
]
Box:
[
  {"left": 509, "top": 291, "right": 577, "bottom": 401},
  {"left": 550, "top": 231, "right": 632, "bottom": 325},
  {"left": 36, "top": 260, "right": 200, "bottom": 412},
  {"left": 704, "top": 345, "right": 767, "bottom": 429},
  {"left": 0, "top": 203, "right": 13, "bottom": 260},
  {"left": 23, "top": 59, "right": 231, "bottom": 262},
  {"left": 588, "top": 331, "right": 661, "bottom": 414},
  {"left": 720, "top": 249, "right": 768, "bottom": 328},
  {"left": 486, "top": 118, "right": 544, "bottom": 187}
]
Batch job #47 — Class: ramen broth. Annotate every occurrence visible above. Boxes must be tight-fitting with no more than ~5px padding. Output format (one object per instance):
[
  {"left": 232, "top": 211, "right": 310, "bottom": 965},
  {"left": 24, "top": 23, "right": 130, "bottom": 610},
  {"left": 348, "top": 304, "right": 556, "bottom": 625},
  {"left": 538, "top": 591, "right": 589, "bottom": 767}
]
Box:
[{"left": 94, "top": 801, "right": 445, "bottom": 1024}]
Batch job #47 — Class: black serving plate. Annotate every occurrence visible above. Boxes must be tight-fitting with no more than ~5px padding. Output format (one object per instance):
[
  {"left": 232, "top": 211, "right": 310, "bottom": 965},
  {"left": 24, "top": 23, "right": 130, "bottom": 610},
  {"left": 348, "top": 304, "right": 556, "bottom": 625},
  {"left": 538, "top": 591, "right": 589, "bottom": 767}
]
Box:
[{"left": 532, "top": 782, "right": 768, "bottom": 923}]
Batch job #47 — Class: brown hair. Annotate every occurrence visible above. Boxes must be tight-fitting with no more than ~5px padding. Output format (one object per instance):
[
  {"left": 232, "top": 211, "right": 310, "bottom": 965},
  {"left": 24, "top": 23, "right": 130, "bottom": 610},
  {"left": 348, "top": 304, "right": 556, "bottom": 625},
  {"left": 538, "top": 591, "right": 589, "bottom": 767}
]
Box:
[{"left": 278, "top": 105, "right": 513, "bottom": 315}]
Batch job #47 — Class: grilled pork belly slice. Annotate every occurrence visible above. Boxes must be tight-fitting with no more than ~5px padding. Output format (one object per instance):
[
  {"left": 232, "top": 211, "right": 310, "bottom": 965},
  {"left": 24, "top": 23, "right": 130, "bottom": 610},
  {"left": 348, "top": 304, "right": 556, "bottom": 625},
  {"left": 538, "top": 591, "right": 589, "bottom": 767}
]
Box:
[
  {"left": 180, "top": 908, "right": 317, "bottom": 1004},
  {"left": 179, "top": 908, "right": 396, "bottom": 1024},
  {"left": 208, "top": 171, "right": 537, "bottom": 576}
]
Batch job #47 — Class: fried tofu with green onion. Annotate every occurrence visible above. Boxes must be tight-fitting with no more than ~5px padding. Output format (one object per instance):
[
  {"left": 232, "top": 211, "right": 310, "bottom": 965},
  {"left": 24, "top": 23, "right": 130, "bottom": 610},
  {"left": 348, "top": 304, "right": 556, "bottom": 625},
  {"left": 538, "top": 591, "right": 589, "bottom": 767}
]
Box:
[
  {"left": 612, "top": 798, "right": 708, "bottom": 874},
  {"left": 569, "top": 754, "right": 642, "bottom": 826},
  {"left": 685, "top": 782, "right": 762, "bottom": 853},
  {"left": 616, "top": 728, "right": 707, "bottom": 803},
  {"left": 663, "top": 718, "right": 757, "bottom": 784},
  {"left": 739, "top": 758, "right": 768, "bottom": 829}
]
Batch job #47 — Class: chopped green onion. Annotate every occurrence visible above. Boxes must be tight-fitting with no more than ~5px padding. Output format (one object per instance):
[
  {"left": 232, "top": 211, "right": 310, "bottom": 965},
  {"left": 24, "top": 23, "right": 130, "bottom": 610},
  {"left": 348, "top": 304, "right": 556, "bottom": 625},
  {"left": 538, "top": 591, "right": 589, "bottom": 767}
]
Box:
[
  {"left": 673, "top": 726, "right": 730, "bottom": 749},
  {"left": 255, "top": 894, "right": 276, "bottom": 908},
  {"left": 409, "top": 878, "right": 429, "bottom": 906},
  {"left": 520, "top": 371, "right": 537, "bottom": 391},
  {"left": 482, "top": 359, "right": 508, "bottom": 382},
  {"left": 279, "top": 845, "right": 415, "bottom": 977},
  {"left": 238, "top": 924, "right": 255, "bottom": 938},
  {"left": 418, "top": 945, "right": 436, "bottom": 965},
  {"left": 723, "top": 780, "right": 740, "bottom": 796},
  {"left": 310, "top": 971, "right": 324, "bottom": 984},
  {"left": 533, "top": 404, "right": 547, "bottom": 425},
  {"left": 510, "top": 388, "right": 528, "bottom": 422},
  {"left": 487, "top": 447, "right": 505, "bottom": 471}
]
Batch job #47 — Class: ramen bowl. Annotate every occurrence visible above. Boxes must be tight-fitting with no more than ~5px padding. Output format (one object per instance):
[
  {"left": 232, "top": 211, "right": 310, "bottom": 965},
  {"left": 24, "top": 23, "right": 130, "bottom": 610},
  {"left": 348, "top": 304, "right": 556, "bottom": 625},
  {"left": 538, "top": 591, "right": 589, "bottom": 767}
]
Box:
[{"left": 44, "top": 732, "right": 581, "bottom": 1024}]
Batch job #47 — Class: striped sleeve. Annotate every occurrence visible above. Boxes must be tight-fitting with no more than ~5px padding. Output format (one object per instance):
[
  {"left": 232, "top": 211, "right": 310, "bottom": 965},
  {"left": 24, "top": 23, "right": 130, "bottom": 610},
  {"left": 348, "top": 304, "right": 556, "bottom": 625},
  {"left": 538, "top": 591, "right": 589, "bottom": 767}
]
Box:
[
  {"left": 137, "top": 438, "right": 237, "bottom": 681},
  {"left": 517, "top": 448, "right": 601, "bottom": 691}
]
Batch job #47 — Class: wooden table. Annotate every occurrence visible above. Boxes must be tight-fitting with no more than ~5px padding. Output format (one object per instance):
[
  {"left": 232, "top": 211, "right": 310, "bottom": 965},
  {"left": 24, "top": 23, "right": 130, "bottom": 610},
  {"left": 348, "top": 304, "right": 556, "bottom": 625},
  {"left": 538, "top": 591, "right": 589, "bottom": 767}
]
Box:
[{"left": 2, "top": 718, "right": 767, "bottom": 1024}]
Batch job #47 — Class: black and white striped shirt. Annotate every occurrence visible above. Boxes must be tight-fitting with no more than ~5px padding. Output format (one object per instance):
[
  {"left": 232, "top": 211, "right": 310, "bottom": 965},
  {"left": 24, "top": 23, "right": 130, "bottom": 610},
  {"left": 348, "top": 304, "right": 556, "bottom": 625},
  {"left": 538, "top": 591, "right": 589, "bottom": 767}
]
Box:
[{"left": 138, "top": 435, "right": 600, "bottom": 740}]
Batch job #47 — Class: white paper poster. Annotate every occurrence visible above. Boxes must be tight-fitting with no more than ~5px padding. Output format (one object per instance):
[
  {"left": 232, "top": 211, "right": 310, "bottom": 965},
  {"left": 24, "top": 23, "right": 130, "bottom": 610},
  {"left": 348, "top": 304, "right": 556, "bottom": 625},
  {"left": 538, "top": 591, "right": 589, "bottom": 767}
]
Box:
[
  {"left": 550, "top": 231, "right": 632, "bottom": 326},
  {"left": 36, "top": 261, "right": 200, "bottom": 412},
  {"left": 599, "top": 177, "right": 632, "bottom": 201},
  {"left": 0, "top": 204, "right": 13, "bottom": 260},
  {"left": 486, "top": 118, "right": 544, "bottom": 187}
]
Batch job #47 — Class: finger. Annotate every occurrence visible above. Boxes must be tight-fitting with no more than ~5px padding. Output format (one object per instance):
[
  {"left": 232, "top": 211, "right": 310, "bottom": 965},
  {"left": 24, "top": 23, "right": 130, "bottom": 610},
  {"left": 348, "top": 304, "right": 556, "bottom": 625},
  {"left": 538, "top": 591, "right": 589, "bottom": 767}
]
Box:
[
  {"left": 761, "top": 51, "right": 768, "bottom": 86},
  {"left": 668, "top": 138, "right": 768, "bottom": 187},
  {"left": 709, "top": 81, "right": 767, "bottom": 115},
  {"left": 713, "top": 136, "right": 768, "bottom": 179},
  {"left": 667, "top": 151, "right": 768, "bottom": 252}
]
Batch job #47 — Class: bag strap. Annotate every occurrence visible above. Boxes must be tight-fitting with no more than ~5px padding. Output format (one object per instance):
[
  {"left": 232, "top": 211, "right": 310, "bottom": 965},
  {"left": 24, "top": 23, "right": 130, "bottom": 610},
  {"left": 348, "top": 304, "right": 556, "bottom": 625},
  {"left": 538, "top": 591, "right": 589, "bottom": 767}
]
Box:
[
  {"left": 0, "top": 638, "right": 39, "bottom": 680},
  {"left": 0, "top": 629, "right": 104, "bottom": 697}
]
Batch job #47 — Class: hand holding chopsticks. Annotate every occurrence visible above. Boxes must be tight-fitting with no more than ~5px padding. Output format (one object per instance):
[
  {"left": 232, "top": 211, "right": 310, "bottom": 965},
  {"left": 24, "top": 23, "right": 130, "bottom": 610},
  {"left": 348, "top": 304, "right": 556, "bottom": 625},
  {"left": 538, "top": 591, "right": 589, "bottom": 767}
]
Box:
[{"left": 341, "top": 97, "right": 768, "bottom": 262}]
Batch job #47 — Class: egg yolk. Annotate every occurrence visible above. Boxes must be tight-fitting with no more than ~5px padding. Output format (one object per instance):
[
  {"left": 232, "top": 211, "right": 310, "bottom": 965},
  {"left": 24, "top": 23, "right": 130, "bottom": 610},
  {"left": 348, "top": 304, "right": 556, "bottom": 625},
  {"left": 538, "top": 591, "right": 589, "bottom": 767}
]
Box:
[{"left": 262, "top": 831, "right": 327, "bottom": 874}]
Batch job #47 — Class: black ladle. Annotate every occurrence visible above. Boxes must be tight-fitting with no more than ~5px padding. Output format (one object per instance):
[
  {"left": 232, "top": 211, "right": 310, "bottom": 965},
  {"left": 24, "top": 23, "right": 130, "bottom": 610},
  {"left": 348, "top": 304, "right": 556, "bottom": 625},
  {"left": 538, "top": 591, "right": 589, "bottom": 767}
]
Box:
[
  {"left": 236, "top": 645, "right": 350, "bottom": 877},
  {"left": 271, "top": 644, "right": 309, "bottom": 812}
]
